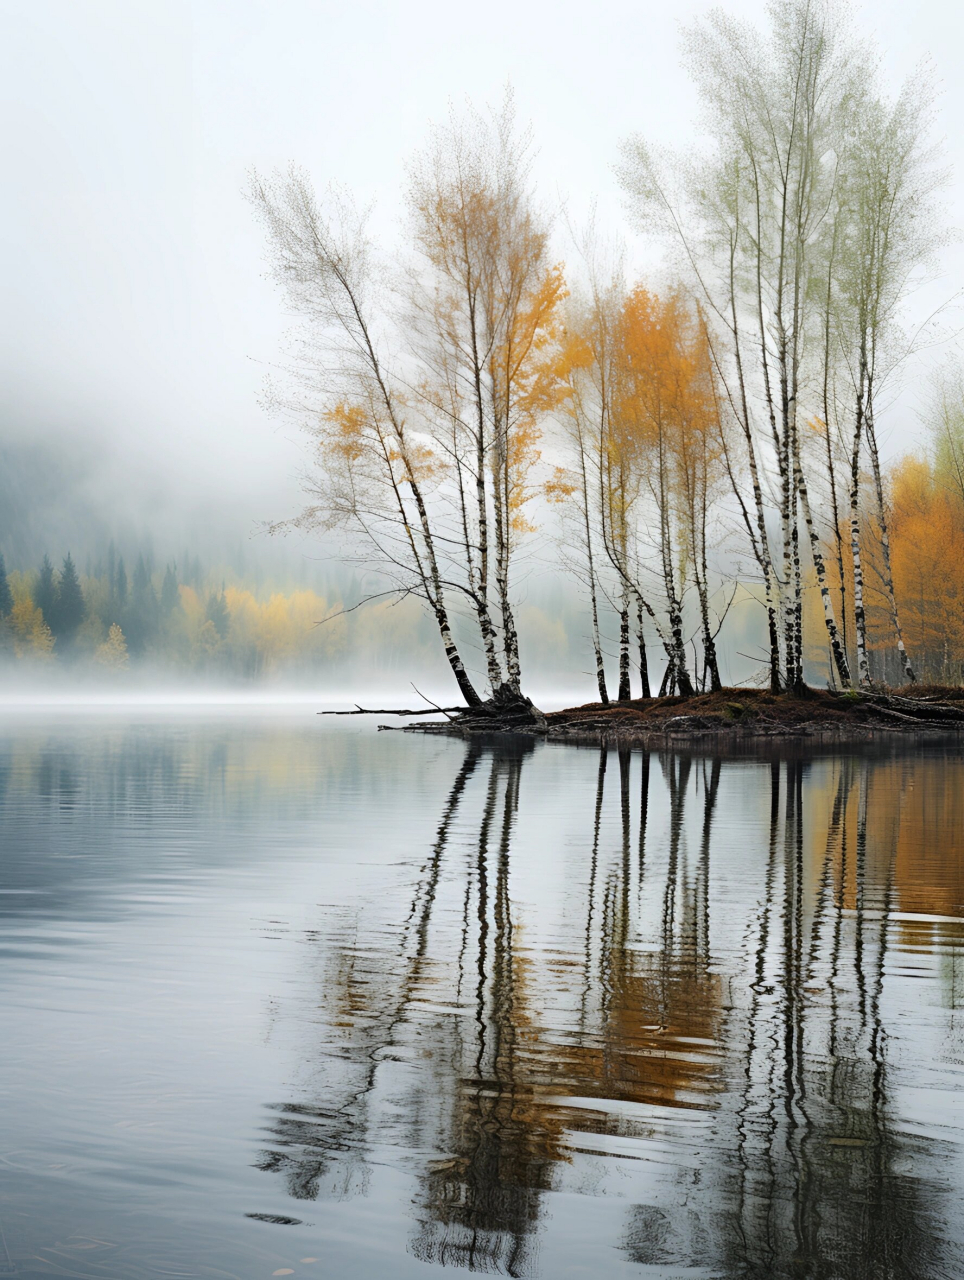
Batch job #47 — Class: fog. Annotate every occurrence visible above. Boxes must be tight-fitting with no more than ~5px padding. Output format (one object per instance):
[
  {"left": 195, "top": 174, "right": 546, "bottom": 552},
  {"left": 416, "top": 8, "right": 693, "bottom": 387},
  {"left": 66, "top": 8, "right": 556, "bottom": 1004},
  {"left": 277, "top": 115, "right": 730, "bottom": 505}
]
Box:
[{"left": 4, "top": 0, "right": 964, "bottom": 696}]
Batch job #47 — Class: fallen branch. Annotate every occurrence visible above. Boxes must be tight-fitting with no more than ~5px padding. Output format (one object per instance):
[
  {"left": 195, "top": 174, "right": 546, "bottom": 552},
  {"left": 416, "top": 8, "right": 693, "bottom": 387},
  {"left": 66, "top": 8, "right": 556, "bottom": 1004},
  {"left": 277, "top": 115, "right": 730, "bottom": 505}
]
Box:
[
  {"left": 842, "top": 691, "right": 964, "bottom": 723},
  {"left": 862, "top": 702, "right": 960, "bottom": 728},
  {"left": 319, "top": 705, "right": 463, "bottom": 717}
]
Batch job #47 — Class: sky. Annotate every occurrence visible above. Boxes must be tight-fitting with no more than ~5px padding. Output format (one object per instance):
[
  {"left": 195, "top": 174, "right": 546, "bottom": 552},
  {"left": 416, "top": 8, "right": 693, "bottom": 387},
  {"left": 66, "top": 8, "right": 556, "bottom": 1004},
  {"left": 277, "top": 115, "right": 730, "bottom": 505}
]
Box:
[{"left": 3, "top": 0, "right": 964, "bottom": 545}]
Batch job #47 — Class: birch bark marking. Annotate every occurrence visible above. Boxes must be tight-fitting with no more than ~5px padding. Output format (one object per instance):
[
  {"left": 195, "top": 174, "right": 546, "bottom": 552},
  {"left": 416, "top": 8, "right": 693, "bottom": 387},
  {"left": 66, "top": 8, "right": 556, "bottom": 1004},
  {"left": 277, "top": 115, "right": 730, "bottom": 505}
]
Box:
[
  {"left": 636, "top": 592, "right": 651, "bottom": 698},
  {"left": 849, "top": 371, "right": 872, "bottom": 687},
  {"left": 658, "top": 421, "right": 695, "bottom": 698},
  {"left": 618, "top": 587, "right": 632, "bottom": 701},
  {"left": 796, "top": 446, "right": 852, "bottom": 687}
]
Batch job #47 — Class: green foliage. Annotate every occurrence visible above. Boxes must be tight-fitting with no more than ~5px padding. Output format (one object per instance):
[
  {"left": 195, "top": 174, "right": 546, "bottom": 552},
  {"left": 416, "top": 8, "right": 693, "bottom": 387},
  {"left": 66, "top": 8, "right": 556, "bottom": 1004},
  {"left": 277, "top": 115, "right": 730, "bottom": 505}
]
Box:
[
  {"left": 0, "top": 553, "right": 11, "bottom": 618},
  {"left": 160, "top": 564, "right": 179, "bottom": 613},
  {"left": 115, "top": 557, "right": 128, "bottom": 609},
  {"left": 923, "top": 359, "right": 964, "bottom": 506},
  {"left": 124, "top": 555, "right": 158, "bottom": 653},
  {"left": 52, "top": 552, "right": 85, "bottom": 644},
  {"left": 35, "top": 555, "right": 57, "bottom": 625},
  {"left": 721, "top": 701, "right": 749, "bottom": 721}
]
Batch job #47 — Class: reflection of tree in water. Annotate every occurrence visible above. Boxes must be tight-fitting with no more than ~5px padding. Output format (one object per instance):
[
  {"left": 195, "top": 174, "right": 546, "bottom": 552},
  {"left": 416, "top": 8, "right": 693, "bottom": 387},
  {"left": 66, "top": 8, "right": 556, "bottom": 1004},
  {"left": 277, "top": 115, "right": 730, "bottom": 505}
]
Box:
[
  {"left": 253, "top": 738, "right": 721, "bottom": 1274},
  {"left": 255, "top": 743, "right": 963, "bottom": 1278},
  {"left": 410, "top": 743, "right": 549, "bottom": 1275},
  {"left": 694, "top": 757, "right": 961, "bottom": 1280}
]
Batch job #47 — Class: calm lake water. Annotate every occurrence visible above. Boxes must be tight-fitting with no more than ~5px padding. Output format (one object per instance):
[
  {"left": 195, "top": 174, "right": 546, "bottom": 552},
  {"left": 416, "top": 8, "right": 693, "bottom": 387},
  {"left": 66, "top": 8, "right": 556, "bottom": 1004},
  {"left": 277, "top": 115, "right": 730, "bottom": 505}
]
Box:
[{"left": 2, "top": 710, "right": 963, "bottom": 1280}]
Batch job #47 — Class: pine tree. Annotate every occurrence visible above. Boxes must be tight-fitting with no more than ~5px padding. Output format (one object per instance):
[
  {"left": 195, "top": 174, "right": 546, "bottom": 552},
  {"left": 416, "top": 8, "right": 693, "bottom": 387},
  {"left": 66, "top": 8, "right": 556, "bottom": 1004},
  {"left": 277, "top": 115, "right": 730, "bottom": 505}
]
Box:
[
  {"left": 54, "top": 553, "right": 85, "bottom": 643},
  {"left": 125, "top": 555, "right": 159, "bottom": 654},
  {"left": 115, "top": 558, "right": 128, "bottom": 609},
  {"left": 34, "top": 555, "right": 57, "bottom": 625},
  {"left": 132, "top": 555, "right": 156, "bottom": 608},
  {"left": 0, "top": 553, "right": 12, "bottom": 618},
  {"left": 206, "top": 587, "right": 230, "bottom": 639},
  {"left": 160, "top": 563, "right": 179, "bottom": 613}
]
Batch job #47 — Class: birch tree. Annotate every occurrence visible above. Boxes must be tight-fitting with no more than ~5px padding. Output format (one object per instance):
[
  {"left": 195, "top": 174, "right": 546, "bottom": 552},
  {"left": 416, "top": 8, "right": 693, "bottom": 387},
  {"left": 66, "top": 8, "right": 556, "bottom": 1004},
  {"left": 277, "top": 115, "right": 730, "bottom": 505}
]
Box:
[
  {"left": 406, "top": 97, "right": 566, "bottom": 701},
  {"left": 619, "top": 0, "right": 860, "bottom": 693},
  {"left": 835, "top": 77, "right": 944, "bottom": 685},
  {"left": 249, "top": 171, "right": 484, "bottom": 706}
]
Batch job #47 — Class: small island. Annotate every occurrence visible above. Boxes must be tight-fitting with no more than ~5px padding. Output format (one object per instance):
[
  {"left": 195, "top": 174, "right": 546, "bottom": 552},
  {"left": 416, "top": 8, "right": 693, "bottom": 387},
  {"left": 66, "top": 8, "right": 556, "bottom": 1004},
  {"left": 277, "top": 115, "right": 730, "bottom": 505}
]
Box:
[{"left": 365, "top": 685, "right": 964, "bottom": 747}]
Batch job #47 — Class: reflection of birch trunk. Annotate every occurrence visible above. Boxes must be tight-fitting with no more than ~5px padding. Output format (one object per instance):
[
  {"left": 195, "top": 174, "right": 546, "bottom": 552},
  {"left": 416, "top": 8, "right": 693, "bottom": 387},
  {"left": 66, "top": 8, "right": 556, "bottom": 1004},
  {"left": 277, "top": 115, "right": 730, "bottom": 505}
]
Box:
[
  {"left": 581, "top": 749, "right": 608, "bottom": 1028},
  {"left": 638, "top": 751, "right": 650, "bottom": 885},
  {"left": 696, "top": 758, "right": 721, "bottom": 961}
]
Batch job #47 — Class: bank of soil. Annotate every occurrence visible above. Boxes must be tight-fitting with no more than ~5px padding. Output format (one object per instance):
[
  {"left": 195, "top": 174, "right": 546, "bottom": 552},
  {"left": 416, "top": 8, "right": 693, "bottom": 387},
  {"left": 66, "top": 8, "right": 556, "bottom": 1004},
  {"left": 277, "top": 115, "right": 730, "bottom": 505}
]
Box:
[{"left": 401, "top": 685, "right": 964, "bottom": 745}]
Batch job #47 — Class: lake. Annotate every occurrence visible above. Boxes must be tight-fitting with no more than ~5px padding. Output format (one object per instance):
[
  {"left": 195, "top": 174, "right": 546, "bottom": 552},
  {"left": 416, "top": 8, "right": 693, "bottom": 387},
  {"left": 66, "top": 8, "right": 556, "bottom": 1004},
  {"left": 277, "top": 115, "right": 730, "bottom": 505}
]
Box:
[{"left": 2, "top": 709, "right": 963, "bottom": 1279}]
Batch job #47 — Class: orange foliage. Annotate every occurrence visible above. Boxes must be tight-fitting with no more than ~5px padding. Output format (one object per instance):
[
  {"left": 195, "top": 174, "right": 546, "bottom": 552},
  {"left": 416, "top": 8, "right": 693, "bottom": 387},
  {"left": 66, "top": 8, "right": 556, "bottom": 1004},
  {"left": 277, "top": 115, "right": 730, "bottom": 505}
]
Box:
[
  {"left": 886, "top": 456, "right": 964, "bottom": 679},
  {"left": 609, "top": 287, "right": 722, "bottom": 544},
  {"left": 613, "top": 289, "right": 718, "bottom": 462},
  {"left": 812, "top": 456, "right": 964, "bottom": 683},
  {"left": 321, "top": 402, "right": 368, "bottom": 465},
  {"left": 491, "top": 263, "right": 569, "bottom": 534}
]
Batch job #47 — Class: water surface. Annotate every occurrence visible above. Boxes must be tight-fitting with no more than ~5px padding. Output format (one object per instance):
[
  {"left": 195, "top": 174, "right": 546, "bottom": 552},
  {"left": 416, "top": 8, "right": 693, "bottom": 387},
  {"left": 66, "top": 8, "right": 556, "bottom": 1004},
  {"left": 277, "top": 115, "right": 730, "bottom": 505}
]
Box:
[{"left": 2, "top": 711, "right": 963, "bottom": 1278}]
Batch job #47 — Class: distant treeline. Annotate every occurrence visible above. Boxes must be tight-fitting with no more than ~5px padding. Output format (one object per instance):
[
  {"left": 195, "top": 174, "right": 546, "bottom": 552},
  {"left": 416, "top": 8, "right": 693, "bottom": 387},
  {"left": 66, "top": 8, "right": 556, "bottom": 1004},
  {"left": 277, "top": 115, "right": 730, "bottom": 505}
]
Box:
[
  {"left": 0, "top": 544, "right": 355, "bottom": 674},
  {"left": 0, "top": 543, "right": 591, "bottom": 681}
]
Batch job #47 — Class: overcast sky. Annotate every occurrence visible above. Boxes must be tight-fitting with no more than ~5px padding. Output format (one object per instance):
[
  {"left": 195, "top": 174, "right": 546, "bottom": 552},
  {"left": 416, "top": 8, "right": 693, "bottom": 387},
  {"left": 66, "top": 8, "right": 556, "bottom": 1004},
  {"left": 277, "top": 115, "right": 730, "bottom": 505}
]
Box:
[{"left": 3, "top": 0, "right": 964, "bottom": 538}]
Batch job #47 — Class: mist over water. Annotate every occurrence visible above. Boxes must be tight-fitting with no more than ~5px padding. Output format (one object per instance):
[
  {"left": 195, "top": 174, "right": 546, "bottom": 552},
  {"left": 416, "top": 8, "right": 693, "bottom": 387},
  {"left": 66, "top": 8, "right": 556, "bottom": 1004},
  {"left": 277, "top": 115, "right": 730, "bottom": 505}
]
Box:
[{"left": 2, "top": 711, "right": 963, "bottom": 1279}]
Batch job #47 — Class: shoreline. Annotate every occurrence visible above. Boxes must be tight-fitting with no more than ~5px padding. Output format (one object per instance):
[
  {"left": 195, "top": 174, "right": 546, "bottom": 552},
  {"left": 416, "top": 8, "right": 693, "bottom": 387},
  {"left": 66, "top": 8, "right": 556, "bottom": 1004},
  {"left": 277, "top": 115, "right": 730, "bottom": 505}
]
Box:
[{"left": 390, "top": 686, "right": 964, "bottom": 749}]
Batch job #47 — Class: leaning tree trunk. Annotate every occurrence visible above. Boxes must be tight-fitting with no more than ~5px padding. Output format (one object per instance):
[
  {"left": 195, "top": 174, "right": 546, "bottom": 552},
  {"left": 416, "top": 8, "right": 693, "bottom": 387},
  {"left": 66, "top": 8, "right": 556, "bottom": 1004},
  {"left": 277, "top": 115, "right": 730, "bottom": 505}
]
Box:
[
  {"left": 635, "top": 583, "right": 688, "bottom": 699},
  {"left": 795, "top": 434, "right": 852, "bottom": 688},
  {"left": 724, "top": 280, "right": 782, "bottom": 693},
  {"left": 692, "top": 561, "right": 722, "bottom": 692},
  {"left": 396, "top": 449, "right": 485, "bottom": 708}
]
